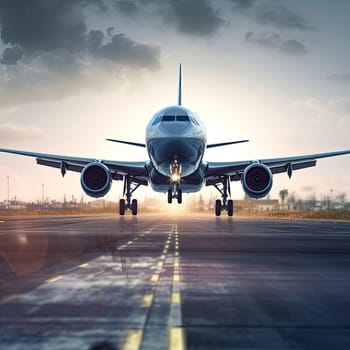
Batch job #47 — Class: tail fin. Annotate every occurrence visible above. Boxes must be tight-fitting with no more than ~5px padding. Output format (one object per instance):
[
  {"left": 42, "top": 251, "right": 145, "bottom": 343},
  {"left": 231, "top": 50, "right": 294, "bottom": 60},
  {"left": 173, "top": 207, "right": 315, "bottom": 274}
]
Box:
[{"left": 178, "top": 63, "right": 182, "bottom": 106}]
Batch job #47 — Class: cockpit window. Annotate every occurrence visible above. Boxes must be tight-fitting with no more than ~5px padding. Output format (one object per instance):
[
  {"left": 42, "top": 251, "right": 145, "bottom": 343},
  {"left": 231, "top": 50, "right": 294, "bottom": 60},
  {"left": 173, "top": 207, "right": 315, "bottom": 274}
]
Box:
[
  {"left": 176, "top": 115, "right": 190, "bottom": 122},
  {"left": 191, "top": 116, "right": 199, "bottom": 125},
  {"left": 152, "top": 115, "right": 161, "bottom": 125},
  {"left": 162, "top": 115, "right": 175, "bottom": 122}
]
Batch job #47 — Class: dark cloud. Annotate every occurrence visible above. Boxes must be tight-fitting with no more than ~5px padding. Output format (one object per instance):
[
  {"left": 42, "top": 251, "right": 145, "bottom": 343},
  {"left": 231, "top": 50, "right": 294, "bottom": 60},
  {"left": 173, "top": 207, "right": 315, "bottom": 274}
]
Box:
[
  {"left": 0, "top": 46, "right": 23, "bottom": 65},
  {"left": 0, "top": 0, "right": 161, "bottom": 108},
  {"left": 245, "top": 32, "right": 306, "bottom": 55},
  {"left": 327, "top": 74, "right": 350, "bottom": 84},
  {"left": 166, "top": 0, "right": 225, "bottom": 37},
  {"left": 114, "top": 1, "right": 139, "bottom": 16},
  {"left": 255, "top": 2, "right": 311, "bottom": 31},
  {"left": 0, "top": 0, "right": 161, "bottom": 68},
  {"left": 227, "top": 0, "right": 256, "bottom": 9},
  {"left": 93, "top": 32, "right": 161, "bottom": 69},
  {"left": 0, "top": 1, "right": 87, "bottom": 53},
  {"left": 281, "top": 39, "right": 306, "bottom": 55}
]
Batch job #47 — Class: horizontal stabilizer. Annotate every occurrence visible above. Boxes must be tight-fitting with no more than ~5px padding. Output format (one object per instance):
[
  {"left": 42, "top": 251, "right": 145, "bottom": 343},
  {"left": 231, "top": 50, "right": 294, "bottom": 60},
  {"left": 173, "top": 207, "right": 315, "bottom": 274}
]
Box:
[
  {"left": 207, "top": 140, "right": 249, "bottom": 148},
  {"left": 106, "top": 139, "right": 146, "bottom": 148}
]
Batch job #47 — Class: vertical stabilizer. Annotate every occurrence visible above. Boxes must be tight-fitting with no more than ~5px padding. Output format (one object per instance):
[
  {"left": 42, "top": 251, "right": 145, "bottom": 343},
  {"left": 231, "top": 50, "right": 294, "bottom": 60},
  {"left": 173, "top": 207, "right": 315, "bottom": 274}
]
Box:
[{"left": 178, "top": 63, "right": 182, "bottom": 106}]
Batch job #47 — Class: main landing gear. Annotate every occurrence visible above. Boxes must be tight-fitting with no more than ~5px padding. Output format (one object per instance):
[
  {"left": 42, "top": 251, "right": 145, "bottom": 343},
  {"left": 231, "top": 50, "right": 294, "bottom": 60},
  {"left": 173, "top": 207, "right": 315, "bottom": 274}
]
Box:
[
  {"left": 119, "top": 175, "right": 141, "bottom": 216},
  {"left": 213, "top": 175, "right": 234, "bottom": 217},
  {"left": 168, "top": 183, "right": 182, "bottom": 204}
]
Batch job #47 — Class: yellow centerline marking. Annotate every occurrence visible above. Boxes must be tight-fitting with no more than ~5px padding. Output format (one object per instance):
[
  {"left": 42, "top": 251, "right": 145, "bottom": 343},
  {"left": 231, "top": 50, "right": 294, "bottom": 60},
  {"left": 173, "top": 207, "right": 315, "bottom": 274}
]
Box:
[
  {"left": 150, "top": 274, "right": 159, "bottom": 282},
  {"left": 174, "top": 261, "right": 179, "bottom": 268},
  {"left": 169, "top": 327, "right": 186, "bottom": 350},
  {"left": 0, "top": 294, "right": 20, "bottom": 304},
  {"left": 160, "top": 255, "right": 166, "bottom": 260},
  {"left": 121, "top": 329, "right": 143, "bottom": 350},
  {"left": 140, "top": 293, "right": 154, "bottom": 307},
  {"left": 79, "top": 263, "right": 88, "bottom": 268},
  {"left": 46, "top": 275, "right": 64, "bottom": 283},
  {"left": 0, "top": 220, "right": 5, "bottom": 223},
  {"left": 171, "top": 292, "right": 181, "bottom": 304},
  {"left": 157, "top": 261, "right": 164, "bottom": 268},
  {"left": 173, "top": 274, "right": 180, "bottom": 282}
]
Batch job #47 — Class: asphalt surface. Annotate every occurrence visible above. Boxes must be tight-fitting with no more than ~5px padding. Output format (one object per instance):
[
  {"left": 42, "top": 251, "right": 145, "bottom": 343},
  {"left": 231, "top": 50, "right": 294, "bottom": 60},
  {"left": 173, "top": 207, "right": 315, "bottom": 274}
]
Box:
[{"left": 0, "top": 214, "right": 349, "bottom": 350}]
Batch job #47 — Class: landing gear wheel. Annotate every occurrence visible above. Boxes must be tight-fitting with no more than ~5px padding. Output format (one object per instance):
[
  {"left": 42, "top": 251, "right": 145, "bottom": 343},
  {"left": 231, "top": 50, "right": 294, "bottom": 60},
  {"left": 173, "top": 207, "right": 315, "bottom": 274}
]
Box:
[
  {"left": 215, "top": 199, "right": 222, "bottom": 216},
  {"left": 227, "top": 199, "right": 233, "bottom": 217},
  {"left": 168, "top": 189, "right": 173, "bottom": 204},
  {"left": 119, "top": 199, "right": 126, "bottom": 216},
  {"left": 131, "top": 199, "right": 138, "bottom": 216},
  {"left": 177, "top": 189, "right": 182, "bottom": 204}
]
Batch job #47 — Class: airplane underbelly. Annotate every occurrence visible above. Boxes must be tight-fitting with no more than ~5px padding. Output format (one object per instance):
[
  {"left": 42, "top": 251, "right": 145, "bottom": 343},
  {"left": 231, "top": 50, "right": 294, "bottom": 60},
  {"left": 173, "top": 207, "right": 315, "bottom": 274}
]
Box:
[
  {"left": 149, "top": 166, "right": 205, "bottom": 193},
  {"left": 147, "top": 137, "right": 205, "bottom": 177}
]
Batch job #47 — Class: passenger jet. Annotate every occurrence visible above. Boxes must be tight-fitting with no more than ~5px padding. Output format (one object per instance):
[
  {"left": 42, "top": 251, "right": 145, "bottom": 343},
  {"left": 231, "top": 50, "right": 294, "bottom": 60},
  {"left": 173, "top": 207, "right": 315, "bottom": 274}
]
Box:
[{"left": 1, "top": 65, "right": 349, "bottom": 216}]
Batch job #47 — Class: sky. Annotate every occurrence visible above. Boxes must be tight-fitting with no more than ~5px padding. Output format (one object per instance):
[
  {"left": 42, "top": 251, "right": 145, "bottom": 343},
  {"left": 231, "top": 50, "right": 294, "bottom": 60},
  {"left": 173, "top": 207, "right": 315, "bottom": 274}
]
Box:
[{"left": 0, "top": 0, "right": 349, "bottom": 204}]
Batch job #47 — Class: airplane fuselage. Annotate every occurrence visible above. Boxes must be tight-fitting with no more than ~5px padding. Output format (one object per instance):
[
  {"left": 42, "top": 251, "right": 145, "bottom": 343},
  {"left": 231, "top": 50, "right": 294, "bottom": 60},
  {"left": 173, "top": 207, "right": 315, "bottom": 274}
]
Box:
[{"left": 145, "top": 105, "right": 207, "bottom": 193}]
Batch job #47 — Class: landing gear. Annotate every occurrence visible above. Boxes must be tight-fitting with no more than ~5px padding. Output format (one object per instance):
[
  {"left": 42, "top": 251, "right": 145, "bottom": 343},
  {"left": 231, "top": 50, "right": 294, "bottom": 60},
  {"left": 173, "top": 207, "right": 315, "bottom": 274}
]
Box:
[
  {"left": 213, "top": 175, "right": 234, "bottom": 217},
  {"left": 119, "top": 175, "right": 143, "bottom": 215},
  {"left": 168, "top": 183, "right": 182, "bottom": 204}
]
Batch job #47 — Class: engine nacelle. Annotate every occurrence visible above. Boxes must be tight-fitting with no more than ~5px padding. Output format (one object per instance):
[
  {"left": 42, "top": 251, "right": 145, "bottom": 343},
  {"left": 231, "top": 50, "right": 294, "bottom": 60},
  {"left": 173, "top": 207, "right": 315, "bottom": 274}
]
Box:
[
  {"left": 242, "top": 163, "right": 273, "bottom": 199},
  {"left": 80, "top": 162, "right": 112, "bottom": 198}
]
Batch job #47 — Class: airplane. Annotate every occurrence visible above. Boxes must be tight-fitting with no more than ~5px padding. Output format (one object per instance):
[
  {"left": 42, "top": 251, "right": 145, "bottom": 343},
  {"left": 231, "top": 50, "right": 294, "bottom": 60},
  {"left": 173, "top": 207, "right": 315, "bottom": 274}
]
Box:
[{"left": 0, "top": 64, "right": 350, "bottom": 216}]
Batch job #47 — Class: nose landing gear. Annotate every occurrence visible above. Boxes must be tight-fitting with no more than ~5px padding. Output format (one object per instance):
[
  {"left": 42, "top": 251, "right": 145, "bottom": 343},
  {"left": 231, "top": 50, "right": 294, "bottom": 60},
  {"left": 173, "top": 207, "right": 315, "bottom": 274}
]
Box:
[
  {"left": 168, "top": 185, "right": 182, "bottom": 204},
  {"left": 168, "top": 159, "right": 182, "bottom": 204}
]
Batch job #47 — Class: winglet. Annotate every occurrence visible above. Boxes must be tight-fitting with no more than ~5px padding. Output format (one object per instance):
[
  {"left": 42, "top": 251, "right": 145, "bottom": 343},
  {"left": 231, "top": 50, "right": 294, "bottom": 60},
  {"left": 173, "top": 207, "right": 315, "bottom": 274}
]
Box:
[{"left": 178, "top": 63, "right": 182, "bottom": 106}]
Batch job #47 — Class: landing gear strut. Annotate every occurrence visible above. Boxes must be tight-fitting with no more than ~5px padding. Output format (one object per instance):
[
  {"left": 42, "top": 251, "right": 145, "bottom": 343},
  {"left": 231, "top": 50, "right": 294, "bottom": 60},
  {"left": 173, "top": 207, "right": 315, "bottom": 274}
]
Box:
[
  {"left": 213, "top": 175, "right": 233, "bottom": 217},
  {"left": 119, "top": 175, "right": 141, "bottom": 216}
]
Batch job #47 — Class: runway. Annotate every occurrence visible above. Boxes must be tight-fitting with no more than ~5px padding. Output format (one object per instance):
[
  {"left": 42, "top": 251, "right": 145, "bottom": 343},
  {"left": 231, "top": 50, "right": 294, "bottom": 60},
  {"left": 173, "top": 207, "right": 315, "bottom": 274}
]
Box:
[{"left": 0, "top": 214, "right": 350, "bottom": 349}]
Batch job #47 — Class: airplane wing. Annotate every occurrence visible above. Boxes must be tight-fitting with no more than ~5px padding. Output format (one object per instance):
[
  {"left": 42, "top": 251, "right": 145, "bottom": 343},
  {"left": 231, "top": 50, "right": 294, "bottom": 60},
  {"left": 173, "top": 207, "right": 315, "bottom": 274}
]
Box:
[
  {"left": 205, "top": 149, "right": 350, "bottom": 184},
  {"left": 0, "top": 148, "right": 149, "bottom": 182}
]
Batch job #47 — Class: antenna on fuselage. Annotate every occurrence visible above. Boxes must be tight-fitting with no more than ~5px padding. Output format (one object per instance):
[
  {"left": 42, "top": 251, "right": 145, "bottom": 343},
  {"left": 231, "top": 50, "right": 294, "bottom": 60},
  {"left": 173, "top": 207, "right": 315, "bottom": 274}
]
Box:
[{"left": 178, "top": 63, "right": 182, "bottom": 106}]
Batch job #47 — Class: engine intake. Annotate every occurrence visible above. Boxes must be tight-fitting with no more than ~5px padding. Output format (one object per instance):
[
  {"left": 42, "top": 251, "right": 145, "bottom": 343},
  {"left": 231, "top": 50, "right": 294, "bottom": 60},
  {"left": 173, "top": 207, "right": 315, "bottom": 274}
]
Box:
[
  {"left": 80, "top": 162, "right": 112, "bottom": 198},
  {"left": 242, "top": 163, "right": 273, "bottom": 199}
]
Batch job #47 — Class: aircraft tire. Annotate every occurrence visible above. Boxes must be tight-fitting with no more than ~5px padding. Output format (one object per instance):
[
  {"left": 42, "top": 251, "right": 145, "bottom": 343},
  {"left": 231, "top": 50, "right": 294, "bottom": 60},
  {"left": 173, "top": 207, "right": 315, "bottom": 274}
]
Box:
[
  {"left": 228, "top": 199, "right": 233, "bottom": 216},
  {"left": 177, "top": 189, "right": 182, "bottom": 204},
  {"left": 131, "top": 199, "right": 138, "bottom": 215},
  {"left": 119, "top": 198, "right": 126, "bottom": 216},
  {"left": 168, "top": 189, "right": 172, "bottom": 204},
  {"left": 215, "top": 199, "right": 222, "bottom": 216}
]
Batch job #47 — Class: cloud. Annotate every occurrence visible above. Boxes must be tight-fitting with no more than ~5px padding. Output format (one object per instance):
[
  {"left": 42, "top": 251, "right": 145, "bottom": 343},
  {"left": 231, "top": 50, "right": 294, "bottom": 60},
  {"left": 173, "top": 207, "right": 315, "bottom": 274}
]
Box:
[
  {"left": 0, "top": 46, "right": 23, "bottom": 65},
  {"left": 97, "top": 33, "right": 161, "bottom": 69},
  {"left": 227, "top": 0, "right": 256, "bottom": 9},
  {"left": 0, "top": 1, "right": 161, "bottom": 108},
  {"left": 0, "top": 123, "right": 43, "bottom": 144},
  {"left": 168, "top": 0, "right": 225, "bottom": 36},
  {"left": 254, "top": 2, "right": 312, "bottom": 30},
  {"left": 327, "top": 74, "right": 350, "bottom": 84},
  {"left": 114, "top": 1, "right": 139, "bottom": 16},
  {"left": 245, "top": 32, "right": 306, "bottom": 55},
  {"left": 291, "top": 98, "right": 350, "bottom": 132},
  {"left": 143, "top": 0, "right": 225, "bottom": 37},
  {"left": 0, "top": 1, "right": 87, "bottom": 54}
]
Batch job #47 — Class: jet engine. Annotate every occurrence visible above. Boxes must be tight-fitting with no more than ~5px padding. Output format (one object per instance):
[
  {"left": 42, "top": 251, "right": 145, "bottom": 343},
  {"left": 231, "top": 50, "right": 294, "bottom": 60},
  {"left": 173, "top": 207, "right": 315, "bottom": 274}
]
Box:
[
  {"left": 80, "top": 162, "right": 112, "bottom": 198},
  {"left": 242, "top": 163, "right": 273, "bottom": 199}
]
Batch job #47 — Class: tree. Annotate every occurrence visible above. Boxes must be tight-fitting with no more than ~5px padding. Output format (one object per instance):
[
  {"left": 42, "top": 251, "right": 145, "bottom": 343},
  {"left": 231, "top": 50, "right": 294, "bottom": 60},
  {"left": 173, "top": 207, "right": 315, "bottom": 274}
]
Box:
[{"left": 279, "top": 189, "right": 289, "bottom": 210}]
